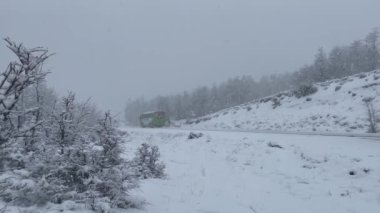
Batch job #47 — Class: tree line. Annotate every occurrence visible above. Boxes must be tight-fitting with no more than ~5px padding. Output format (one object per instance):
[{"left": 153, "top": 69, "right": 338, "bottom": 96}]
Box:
[{"left": 125, "top": 29, "right": 380, "bottom": 125}]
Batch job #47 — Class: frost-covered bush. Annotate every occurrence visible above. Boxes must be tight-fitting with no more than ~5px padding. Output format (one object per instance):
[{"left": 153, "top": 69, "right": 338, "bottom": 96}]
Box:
[
  {"left": 0, "top": 39, "right": 165, "bottom": 212},
  {"left": 0, "top": 93, "right": 140, "bottom": 210},
  {"left": 88, "top": 112, "right": 138, "bottom": 209},
  {"left": 293, "top": 84, "right": 318, "bottom": 98},
  {"left": 86, "top": 165, "right": 137, "bottom": 210},
  {"left": 95, "top": 112, "right": 124, "bottom": 167},
  {"left": 0, "top": 38, "right": 55, "bottom": 207},
  {"left": 131, "top": 143, "right": 165, "bottom": 179},
  {"left": 0, "top": 38, "right": 50, "bottom": 170}
]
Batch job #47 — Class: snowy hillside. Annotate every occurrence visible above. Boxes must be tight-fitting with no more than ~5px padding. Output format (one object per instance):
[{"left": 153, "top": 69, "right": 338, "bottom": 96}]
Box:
[
  {"left": 182, "top": 70, "right": 380, "bottom": 133},
  {"left": 126, "top": 128, "right": 379, "bottom": 213}
]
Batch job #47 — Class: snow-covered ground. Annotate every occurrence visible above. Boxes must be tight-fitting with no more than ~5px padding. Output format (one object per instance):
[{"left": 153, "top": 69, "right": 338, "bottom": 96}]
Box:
[
  {"left": 1, "top": 127, "right": 379, "bottom": 212},
  {"left": 182, "top": 70, "right": 380, "bottom": 134},
  {"left": 124, "top": 128, "right": 380, "bottom": 213}
]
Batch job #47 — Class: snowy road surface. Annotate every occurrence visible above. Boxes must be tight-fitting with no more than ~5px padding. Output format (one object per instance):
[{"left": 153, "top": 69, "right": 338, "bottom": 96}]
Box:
[{"left": 125, "top": 128, "right": 380, "bottom": 213}]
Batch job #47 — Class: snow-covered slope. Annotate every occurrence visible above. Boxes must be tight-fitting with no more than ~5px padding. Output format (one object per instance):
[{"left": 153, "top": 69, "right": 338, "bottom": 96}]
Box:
[
  {"left": 126, "top": 128, "right": 380, "bottom": 213},
  {"left": 182, "top": 70, "right": 380, "bottom": 133}
]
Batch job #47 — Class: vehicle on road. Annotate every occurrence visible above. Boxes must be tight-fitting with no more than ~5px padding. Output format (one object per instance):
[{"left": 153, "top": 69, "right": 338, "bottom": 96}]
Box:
[{"left": 139, "top": 111, "right": 170, "bottom": 128}]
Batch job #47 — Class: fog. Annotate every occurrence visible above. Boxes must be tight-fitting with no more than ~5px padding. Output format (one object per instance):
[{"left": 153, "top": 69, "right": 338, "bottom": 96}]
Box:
[{"left": 1, "top": 0, "right": 379, "bottom": 114}]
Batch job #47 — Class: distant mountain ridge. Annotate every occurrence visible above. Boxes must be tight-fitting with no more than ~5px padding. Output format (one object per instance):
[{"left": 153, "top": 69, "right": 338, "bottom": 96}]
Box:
[{"left": 181, "top": 70, "right": 380, "bottom": 133}]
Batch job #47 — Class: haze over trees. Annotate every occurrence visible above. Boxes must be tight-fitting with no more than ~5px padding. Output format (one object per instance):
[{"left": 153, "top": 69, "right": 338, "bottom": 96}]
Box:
[{"left": 125, "top": 29, "right": 380, "bottom": 125}]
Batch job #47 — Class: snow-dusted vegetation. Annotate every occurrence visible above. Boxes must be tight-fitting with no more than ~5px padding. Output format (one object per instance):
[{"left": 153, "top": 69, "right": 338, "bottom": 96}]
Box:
[
  {"left": 182, "top": 70, "right": 380, "bottom": 133},
  {"left": 0, "top": 40, "right": 165, "bottom": 212}
]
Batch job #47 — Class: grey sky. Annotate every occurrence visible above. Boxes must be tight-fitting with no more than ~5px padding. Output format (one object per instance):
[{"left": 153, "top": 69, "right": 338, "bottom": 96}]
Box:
[{"left": 1, "top": 0, "right": 379, "bottom": 114}]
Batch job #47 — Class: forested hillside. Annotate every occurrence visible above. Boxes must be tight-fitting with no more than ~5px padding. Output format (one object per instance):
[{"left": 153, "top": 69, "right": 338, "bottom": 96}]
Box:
[
  {"left": 182, "top": 70, "right": 380, "bottom": 133},
  {"left": 125, "top": 29, "right": 380, "bottom": 125}
]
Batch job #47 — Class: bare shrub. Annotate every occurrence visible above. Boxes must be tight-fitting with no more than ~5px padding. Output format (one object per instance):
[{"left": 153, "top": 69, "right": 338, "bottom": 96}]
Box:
[{"left": 362, "top": 97, "right": 378, "bottom": 133}]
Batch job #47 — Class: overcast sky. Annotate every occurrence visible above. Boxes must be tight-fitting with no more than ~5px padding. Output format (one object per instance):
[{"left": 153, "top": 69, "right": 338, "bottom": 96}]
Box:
[{"left": 1, "top": 0, "right": 379, "bottom": 114}]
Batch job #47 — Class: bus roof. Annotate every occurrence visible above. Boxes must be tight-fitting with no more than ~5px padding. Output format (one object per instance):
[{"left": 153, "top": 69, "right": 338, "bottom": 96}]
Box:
[{"left": 140, "top": 111, "right": 165, "bottom": 117}]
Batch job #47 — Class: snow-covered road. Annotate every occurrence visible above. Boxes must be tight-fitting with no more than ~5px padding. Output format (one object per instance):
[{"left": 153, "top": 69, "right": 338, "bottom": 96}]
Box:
[
  {"left": 125, "top": 128, "right": 380, "bottom": 213},
  {"left": 154, "top": 127, "right": 380, "bottom": 139}
]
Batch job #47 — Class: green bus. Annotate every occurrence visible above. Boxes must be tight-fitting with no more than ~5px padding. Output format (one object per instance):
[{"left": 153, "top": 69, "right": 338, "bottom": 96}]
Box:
[{"left": 139, "top": 111, "right": 170, "bottom": 128}]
